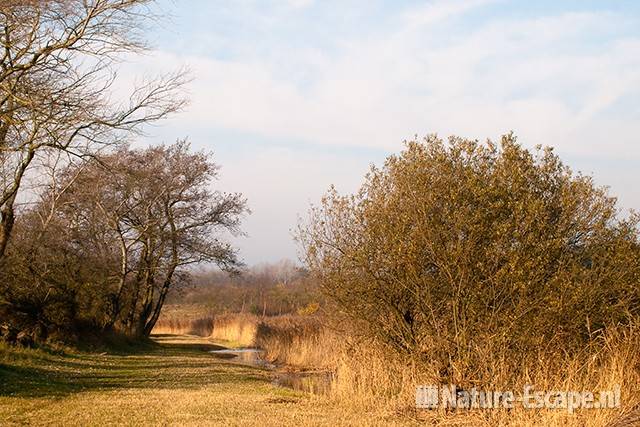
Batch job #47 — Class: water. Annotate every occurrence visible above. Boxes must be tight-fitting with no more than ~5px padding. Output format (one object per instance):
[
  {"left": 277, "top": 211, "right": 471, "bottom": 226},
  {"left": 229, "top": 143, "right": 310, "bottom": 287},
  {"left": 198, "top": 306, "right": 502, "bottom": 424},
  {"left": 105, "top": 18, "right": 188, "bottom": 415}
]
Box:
[
  {"left": 209, "top": 348, "right": 273, "bottom": 367},
  {"left": 209, "top": 348, "right": 333, "bottom": 394}
]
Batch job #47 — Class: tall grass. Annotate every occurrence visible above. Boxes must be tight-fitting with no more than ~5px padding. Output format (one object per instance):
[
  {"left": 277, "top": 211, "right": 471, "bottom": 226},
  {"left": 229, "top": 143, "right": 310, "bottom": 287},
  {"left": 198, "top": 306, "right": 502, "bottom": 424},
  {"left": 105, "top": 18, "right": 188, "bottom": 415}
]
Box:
[
  {"left": 152, "top": 315, "right": 214, "bottom": 336},
  {"left": 209, "top": 314, "right": 259, "bottom": 347},
  {"left": 152, "top": 304, "right": 215, "bottom": 336},
  {"left": 204, "top": 312, "right": 640, "bottom": 426},
  {"left": 254, "top": 316, "right": 336, "bottom": 368},
  {"left": 327, "top": 323, "right": 640, "bottom": 426},
  {"left": 208, "top": 314, "right": 330, "bottom": 363}
]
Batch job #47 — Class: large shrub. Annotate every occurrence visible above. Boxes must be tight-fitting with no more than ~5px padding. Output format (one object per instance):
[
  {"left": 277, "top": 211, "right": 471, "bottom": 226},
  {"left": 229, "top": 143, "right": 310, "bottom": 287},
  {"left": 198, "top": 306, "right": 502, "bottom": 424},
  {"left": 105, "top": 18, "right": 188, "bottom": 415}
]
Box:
[{"left": 299, "top": 134, "right": 640, "bottom": 381}]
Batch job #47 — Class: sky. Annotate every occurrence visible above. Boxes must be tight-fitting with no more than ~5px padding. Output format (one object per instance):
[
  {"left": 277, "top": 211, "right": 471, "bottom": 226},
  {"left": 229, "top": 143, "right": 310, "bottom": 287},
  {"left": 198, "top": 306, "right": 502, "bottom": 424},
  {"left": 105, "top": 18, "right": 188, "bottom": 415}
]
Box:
[{"left": 125, "top": 0, "right": 640, "bottom": 265}]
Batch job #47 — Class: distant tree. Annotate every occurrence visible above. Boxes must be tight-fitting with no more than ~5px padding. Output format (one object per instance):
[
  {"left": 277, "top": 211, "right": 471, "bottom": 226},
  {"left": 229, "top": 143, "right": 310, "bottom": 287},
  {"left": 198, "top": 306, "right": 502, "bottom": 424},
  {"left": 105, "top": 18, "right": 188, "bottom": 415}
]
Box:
[
  {"left": 299, "top": 134, "right": 640, "bottom": 380},
  {"left": 166, "top": 263, "right": 321, "bottom": 317},
  {"left": 0, "top": 0, "right": 187, "bottom": 260}
]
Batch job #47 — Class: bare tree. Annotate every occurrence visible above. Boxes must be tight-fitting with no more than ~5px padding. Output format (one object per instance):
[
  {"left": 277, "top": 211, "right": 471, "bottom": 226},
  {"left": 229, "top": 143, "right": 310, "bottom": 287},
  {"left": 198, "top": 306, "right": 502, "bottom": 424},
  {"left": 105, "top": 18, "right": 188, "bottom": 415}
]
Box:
[
  {"left": 0, "top": 0, "right": 188, "bottom": 260},
  {"left": 52, "top": 141, "right": 248, "bottom": 337}
]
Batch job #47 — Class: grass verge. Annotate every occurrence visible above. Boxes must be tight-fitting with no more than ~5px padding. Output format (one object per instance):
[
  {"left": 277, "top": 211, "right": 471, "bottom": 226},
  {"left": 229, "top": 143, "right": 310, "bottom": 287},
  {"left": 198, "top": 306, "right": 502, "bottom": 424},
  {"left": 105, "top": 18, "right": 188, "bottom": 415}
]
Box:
[{"left": 0, "top": 334, "right": 416, "bottom": 426}]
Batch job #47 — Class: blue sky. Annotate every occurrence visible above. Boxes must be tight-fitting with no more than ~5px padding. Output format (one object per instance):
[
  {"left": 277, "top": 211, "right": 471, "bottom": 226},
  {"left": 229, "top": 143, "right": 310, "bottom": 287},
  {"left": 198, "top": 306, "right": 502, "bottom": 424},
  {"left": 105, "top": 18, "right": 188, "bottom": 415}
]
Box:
[{"left": 127, "top": 0, "right": 640, "bottom": 264}]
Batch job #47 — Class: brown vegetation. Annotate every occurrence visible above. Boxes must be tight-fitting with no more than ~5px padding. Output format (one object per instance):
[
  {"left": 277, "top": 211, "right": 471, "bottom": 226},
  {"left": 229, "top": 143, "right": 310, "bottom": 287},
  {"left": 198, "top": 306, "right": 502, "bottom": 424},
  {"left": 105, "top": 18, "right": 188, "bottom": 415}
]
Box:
[
  {"left": 152, "top": 315, "right": 216, "bottom": 337},
  {"left": 0, "top": 1, "right": 247, "bottom": 343},
  {"left": 1, "top": 142, "right": 246, "bottom": 341},
  {"left": 291, "top": 135, "right": 640, "bottom": 425},
  {"left": 169, "top": 261, "right": 322, "bottom": 316},
  {"left": 299, "top": 134, "right": 640, "bottom": 382},
  {"left": 189, "top": 311, "right": 640, "bottom": 426}
]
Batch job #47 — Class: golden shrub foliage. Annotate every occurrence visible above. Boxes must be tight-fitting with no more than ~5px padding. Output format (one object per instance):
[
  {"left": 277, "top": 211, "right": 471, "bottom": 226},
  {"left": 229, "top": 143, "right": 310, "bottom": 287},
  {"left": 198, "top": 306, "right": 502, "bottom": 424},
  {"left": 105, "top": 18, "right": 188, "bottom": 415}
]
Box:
[{"left": 299, "top": 134, "right": 640, "bottom": 384}]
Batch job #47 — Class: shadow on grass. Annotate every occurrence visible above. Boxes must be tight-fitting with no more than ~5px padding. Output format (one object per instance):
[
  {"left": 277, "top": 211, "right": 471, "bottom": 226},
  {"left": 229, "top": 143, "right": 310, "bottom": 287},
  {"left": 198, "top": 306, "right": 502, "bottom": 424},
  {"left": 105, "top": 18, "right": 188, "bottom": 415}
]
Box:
[{"left": 0, "top": 334, "right": 266, "bottom": 399}]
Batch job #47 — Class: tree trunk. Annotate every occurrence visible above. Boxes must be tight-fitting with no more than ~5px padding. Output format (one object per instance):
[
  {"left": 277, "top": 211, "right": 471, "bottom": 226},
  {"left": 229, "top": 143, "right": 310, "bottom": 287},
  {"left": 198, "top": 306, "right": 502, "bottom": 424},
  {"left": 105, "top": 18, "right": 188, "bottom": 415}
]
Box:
[
  {"left": 0, "top": 192, "right": 17, "bottom": 260},
  {"left": 0, "top": 146, "right": 36, "bottom": 260}
]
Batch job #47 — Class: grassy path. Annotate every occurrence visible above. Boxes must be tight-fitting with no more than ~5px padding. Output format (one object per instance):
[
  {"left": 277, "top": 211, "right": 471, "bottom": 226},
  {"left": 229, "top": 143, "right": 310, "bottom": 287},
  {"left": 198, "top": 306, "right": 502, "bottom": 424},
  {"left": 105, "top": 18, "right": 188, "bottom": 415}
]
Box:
[{"left": 0, "top": 335, "right": 413, "bottom": 426}]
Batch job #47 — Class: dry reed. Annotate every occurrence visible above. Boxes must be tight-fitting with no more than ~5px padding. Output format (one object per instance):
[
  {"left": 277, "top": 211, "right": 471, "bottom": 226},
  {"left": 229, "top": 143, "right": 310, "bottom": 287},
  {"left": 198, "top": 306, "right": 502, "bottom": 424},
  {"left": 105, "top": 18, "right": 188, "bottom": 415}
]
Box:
[{"left": 208, "top": 313, "right": 640, "bottom": 426}]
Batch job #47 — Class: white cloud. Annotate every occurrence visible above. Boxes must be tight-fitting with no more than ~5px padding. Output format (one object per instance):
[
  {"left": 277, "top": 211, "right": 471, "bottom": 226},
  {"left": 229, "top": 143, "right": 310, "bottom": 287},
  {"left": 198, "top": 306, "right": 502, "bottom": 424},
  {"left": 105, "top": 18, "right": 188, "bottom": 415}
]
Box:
[
  {"left": 128, "top": 8, "right": 639, "bottom": 157},
  {"left": 401, "top": 0, "right": 498, "bottom": 29}
]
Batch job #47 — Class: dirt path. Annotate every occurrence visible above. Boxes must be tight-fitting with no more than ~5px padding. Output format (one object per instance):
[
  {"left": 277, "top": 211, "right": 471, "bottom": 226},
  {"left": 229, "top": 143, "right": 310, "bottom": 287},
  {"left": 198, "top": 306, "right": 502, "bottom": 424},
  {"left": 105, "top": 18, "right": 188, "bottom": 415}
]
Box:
[{"left": 0, "top": 334, "right": 414, "bottom": 426}]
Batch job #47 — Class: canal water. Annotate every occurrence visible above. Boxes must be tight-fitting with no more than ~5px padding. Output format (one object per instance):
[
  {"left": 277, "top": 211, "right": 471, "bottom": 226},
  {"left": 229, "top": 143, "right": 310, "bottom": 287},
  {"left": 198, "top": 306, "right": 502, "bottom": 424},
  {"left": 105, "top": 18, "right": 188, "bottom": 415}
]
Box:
[{"left": 209, "top": 348, "right": 333, "bottom": 395}]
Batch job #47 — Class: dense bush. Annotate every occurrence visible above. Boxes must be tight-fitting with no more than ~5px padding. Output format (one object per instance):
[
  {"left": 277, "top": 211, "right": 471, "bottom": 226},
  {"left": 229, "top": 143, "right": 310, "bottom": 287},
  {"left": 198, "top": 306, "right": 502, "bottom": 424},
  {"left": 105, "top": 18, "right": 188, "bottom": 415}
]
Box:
[{"left": 300, "top": 134, "right": 640, "bottom": 381}]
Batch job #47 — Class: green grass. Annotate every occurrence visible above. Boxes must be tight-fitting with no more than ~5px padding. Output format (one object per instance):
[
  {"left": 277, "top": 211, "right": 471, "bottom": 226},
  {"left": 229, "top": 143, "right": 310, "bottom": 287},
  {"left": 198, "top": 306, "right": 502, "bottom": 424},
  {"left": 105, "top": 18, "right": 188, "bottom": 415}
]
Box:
[{"left": 0, "top": 335, "right": 415, "bottom": 426}]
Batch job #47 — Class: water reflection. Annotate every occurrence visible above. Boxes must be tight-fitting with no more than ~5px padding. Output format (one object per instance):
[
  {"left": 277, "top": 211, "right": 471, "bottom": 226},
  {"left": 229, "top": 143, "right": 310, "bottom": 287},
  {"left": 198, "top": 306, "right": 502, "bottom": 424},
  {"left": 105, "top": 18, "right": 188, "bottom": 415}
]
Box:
[
  {"left": 209, "top": 348, "right": 334, "bottom": 395},
  {"left": 209, "top": 348, "right": 273, "bottom": 367}
]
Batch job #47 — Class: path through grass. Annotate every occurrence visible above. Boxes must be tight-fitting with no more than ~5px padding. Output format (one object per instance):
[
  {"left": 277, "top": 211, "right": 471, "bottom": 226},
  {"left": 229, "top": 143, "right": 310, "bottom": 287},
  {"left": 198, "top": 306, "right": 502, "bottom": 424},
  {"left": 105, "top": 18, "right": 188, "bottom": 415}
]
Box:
[{"left": 0, "top": 335, "right": 414, "bottom": 426}]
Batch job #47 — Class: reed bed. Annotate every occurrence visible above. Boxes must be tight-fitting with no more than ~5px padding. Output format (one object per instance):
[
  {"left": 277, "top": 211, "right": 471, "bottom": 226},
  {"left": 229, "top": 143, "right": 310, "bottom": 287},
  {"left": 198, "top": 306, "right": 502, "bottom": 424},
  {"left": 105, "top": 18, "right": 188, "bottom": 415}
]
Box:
[
  {"left": 157, "top": 309, "right": 639, "bottom": 425},
  {"left": 202, "top": 313, "right": 640, "bottom": 426},
  {"left": 152, "top": 315, "right": 214, "bottom": 336},
  {"left": 209, "top": 314, "right": 259, "bottom": 347}
]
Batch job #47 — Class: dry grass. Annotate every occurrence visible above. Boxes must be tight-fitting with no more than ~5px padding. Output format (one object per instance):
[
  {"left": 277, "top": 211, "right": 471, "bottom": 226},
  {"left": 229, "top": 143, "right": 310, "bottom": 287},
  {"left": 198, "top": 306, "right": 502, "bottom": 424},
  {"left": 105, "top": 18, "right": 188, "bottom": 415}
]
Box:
[
  {"left": 0, "top": 335, "right": 416, "bottom": 426},
  {"left": 8, "top": 312, "right": 635, "bottom": 426},
  {"left": 208, "top": 314, "right": 335, "bottom": 369},
  {"left": 326, "top": 324, "right": 640, "bottom": 426},
  {"left": 204, "top": 313, "right": 640, "bottom": 426},
  {"left": 152, "top": 304, "right": 215, "bottom": 336},
  {"left": 152, "top": 316, "right": 214, "bottom": 336},
  {"left": 209, "top": 314, "right": 260, "bottom": 347},
  {"left": 254, "top": 316, "right": 336, "bottom": 369}
]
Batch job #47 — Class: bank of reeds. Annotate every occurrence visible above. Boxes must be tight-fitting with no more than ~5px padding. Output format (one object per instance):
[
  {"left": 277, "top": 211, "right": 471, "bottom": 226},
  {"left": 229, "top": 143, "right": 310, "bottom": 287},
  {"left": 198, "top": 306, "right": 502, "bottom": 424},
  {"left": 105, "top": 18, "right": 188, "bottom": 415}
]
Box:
[
  {"left": 152, "top": 315, "right": 214, "bottom": 336},
  {"left": 209, "top": 314, "right": 330, "bottom": 363},
  {"left": 208, "top": 314, "right": 259, "bottom": 347},
  {"left": 254, "top": 316, "right": 336, "bottom": 368},
  {"left": 203, "top": 312, "right": 640, "bottom": 426},
  {"left": 327, "top": 323, "right": 640, "bottom": 426},
  {"left": 156, "top": 310, "right": 639, "bottom": 425}
]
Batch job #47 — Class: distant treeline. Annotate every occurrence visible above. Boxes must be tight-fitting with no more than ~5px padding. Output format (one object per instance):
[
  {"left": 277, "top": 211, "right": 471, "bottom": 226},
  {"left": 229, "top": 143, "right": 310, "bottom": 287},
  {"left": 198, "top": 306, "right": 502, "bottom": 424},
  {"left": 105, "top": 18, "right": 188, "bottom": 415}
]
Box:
[{"left": 167, "top": 260, "right": 322, "bottom": 317}]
